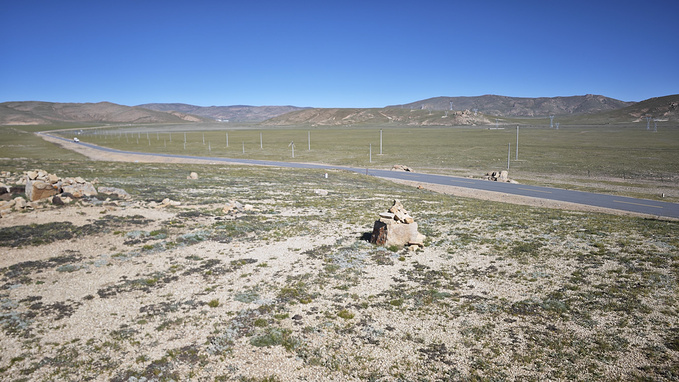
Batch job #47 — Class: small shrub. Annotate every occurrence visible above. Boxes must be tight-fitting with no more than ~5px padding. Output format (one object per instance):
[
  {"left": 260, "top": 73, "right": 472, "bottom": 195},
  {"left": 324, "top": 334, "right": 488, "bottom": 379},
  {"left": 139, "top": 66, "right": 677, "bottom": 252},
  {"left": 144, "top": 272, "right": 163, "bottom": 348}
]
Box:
[
  {"left": 338, "top": 309, "right": 355, "bottom": 320},
  {"left": 208, "top": 299, "right": 220, "bottom": 308}
]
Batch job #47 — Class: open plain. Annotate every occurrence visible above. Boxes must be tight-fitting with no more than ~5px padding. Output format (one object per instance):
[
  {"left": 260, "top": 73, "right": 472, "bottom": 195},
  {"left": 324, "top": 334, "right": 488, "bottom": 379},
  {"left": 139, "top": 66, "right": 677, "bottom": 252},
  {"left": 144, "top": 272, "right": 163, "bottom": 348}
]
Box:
[{"left": 0, "top": 123, "right": 678, "bottom": 381}]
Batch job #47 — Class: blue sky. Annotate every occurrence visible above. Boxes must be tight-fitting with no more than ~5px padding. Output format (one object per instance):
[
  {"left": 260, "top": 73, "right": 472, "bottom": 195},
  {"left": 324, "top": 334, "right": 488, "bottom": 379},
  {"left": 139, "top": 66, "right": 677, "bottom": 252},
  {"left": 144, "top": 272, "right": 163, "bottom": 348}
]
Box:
[{"left": 2, "top": 0, "right": 677, "bottom": 107}]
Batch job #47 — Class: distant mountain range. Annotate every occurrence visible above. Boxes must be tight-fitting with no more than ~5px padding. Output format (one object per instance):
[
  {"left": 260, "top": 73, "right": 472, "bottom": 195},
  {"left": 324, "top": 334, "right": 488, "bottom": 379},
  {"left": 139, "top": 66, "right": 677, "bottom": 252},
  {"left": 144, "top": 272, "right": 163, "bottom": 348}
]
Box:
[
  {"left": 386, "top": 94, "right": 635, "bottom": 117},
  {"left": 136, "top": 103, "right": 309, "bottom": 123},
  {"left": 1, "top": 95, "right": 676, "bottom": 126}
]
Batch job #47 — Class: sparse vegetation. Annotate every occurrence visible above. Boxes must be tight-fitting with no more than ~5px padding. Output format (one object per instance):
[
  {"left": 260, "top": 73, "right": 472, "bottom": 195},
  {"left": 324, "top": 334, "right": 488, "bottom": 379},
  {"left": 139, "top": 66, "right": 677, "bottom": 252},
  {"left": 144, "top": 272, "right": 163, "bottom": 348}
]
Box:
[{"left": 0, "top": 124, "right": 677, "bottom": 380}]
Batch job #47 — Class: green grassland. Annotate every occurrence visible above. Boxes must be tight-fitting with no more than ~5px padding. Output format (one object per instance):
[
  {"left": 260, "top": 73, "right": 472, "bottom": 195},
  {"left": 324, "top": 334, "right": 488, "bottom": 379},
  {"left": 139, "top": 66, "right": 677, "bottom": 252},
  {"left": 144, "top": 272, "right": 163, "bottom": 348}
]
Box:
[
  {"left": 62, "top": 123, "right": 678, "bottom": 178},
  {"left": 51, "top": 122, "right": 679, "bottom": 201}
]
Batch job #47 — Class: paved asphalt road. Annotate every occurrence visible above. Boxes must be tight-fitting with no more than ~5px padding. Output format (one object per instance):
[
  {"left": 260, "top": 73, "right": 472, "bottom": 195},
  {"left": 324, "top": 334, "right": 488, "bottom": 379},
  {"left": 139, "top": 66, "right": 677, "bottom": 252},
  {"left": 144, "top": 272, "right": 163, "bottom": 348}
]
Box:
[{"left": 47, "top": 134, "right": 679, "bottom": 219}]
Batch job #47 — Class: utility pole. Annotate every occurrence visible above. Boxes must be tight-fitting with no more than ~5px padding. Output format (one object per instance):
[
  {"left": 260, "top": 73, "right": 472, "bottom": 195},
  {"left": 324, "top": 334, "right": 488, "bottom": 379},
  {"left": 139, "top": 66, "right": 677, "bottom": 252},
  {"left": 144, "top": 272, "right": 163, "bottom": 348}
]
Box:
[
  {"left": 260, "top": 132, "right": 263, "bottom": 149},
  {"left": 308, "top": 131, "right": 310, "bottom": 151},
  {"left": 369, "top": 143, "right": 372, "bottom": 163},
  {"left": 379, "top": 129, "right": 383, "bottom": 155},
  {"left": 516, "top": 125, "right": 519, "bottom": 160},
  {"left": 288, "top": 141, "right": 295, "bottom": 158},
  {"left": 507, "top": 143, "right": 511, "bottom": 170}
]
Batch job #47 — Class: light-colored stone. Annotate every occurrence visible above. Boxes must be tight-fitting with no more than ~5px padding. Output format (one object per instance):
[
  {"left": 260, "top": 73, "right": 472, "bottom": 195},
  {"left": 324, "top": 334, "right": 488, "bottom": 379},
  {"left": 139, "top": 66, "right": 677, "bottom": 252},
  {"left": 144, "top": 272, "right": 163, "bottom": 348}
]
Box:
[
  {"left": 62, "top": 183, "right": 97, "bottom": 198},
  {"left": 26, "top": 179, "right": 58, "bottom": 201},
  {"left": 371, "top": 200, "right": 426, "bottom": 248},
  {"left": 98, "top": 187, "right": 131, "bottom": 199},
  {"left": 314, "top": 189, "right": 329, "bottom": 196},
  {"left": 13, "top": 197, "right": 27, "bottom": 210},
  {"left": 379, "top": 211, "right": 395, "bottom": 219},
  {"left": 188, "top": 172, "right": 199, "bottom": 180},
  {"left": 392, "top": 164, "right": 413, "bottom": 172}
]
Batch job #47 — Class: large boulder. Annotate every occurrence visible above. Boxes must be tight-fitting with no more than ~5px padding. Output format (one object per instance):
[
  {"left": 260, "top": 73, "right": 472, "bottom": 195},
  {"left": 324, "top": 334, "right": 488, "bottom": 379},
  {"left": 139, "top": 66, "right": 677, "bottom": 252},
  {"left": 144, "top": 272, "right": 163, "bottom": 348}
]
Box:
[
  {"left": 26, "top": 179, "right": 59, "bottom": 201},
  {"left": 98, "top": 187, "right": 131, "bottom": 200},
  {"left": 62, "top": 183, "right": 98, "bottom": 198},
  {"left": 392, "top": 164, "right": 414, "bottom": 172}
]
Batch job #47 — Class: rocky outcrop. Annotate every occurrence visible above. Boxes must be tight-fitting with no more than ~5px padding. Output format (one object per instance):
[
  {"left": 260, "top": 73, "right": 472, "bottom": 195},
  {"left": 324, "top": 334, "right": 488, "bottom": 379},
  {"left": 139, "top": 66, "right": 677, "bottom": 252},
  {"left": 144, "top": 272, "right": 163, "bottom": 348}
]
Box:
[
  {"left": 25, "top": 170, "right": 98, "bottom": 201},
  {"left": 98, "top": 187, "right": 131, "bottom": 200},
  {"left": 370, "top": 200, "right": 426, "bottom": 250},
  {"left": 483, "top": 170, "right": 517, "bottom": 183},
  {"left": 392, "top": 165, "right": 414, "bottom": 172}
]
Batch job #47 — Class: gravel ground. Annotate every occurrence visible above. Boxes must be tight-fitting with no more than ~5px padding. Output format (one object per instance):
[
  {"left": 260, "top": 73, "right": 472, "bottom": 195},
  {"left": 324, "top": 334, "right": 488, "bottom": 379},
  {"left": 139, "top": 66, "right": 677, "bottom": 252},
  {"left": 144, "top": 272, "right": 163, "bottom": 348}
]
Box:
[{"left": 1, "top": 161, "right": 677, "bottom": 381}]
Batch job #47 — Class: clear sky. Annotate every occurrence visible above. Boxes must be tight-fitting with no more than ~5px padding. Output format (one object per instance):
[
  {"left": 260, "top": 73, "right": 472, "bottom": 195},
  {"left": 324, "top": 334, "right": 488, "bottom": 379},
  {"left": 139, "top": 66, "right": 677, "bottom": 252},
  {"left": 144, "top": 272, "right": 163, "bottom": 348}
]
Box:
[{"left": 2, "top": 0, "right": 677, "bottom": 108}]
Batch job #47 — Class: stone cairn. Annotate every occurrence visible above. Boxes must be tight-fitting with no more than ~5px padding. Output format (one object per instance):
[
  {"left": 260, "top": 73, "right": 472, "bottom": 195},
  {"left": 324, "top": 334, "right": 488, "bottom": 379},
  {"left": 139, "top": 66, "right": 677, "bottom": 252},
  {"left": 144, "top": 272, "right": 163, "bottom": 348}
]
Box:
[{"left": 370, "top": 200, "right": 426, "bottom": 250}]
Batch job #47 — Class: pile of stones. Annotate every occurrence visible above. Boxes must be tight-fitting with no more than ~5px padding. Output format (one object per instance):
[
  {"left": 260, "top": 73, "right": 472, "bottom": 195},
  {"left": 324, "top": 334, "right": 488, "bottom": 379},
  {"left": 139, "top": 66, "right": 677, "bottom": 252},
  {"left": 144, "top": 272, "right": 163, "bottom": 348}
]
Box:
[
  {"left": 0, "top": 169, "right": 132, "bottom": 217},
  {"left": 370, "top": 200, "right": 426, "bottom": 250},
  {"left": 483, "top": 170, "right": 517, "bottom": 183},
  {"left": 392, "top": 164, "right": 414, "bottom": 172},
  {"left": 24, "top": 170, "right": 98, "bottom": 201}
]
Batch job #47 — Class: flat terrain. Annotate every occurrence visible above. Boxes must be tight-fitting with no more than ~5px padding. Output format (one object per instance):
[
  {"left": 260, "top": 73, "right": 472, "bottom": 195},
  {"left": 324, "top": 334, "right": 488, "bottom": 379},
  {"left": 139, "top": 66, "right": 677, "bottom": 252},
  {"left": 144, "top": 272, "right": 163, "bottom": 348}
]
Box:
[
  {"left": 0, "top": 161, "right": 677, "bottom": 381},
  {"left": 0, "top": 124, "right": 678, "bottom": 381},
  {"left": 61, "top": 123, "right": 679, "bottom": 203}
]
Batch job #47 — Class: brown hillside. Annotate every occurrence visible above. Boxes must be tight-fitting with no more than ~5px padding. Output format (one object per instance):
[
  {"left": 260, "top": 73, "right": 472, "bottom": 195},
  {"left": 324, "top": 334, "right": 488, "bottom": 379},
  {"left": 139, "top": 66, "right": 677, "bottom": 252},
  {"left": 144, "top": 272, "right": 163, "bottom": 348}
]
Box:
[
  {"left": 387, "top": 94, "right": 634, "bottom": 117},
  {"left": 262, "top": 108, "right": 490, "bottom": 126},
  {"left": 0, "top": 101, "right": 208, "bottom": 125}
]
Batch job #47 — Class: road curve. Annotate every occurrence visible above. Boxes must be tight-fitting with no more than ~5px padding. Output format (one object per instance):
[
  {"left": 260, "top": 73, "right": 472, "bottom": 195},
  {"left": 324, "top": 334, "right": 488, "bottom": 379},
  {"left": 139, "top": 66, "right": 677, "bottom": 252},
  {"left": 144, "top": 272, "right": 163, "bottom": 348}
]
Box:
[{"left": 41, "top": 133, "right": 679, "bottom": 219}]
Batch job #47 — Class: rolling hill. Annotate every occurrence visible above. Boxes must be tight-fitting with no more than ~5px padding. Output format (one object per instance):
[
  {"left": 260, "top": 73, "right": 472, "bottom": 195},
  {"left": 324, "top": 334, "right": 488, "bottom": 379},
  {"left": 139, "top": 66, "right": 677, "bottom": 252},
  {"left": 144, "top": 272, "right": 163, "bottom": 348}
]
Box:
[
  {"left": 3, "top": 95, "right": 674, "bottom": 127},
  {"left": 137, "top": 103, "right": 309, "bottom": 123},
  {"left": 386, "top": 94, "right": 635, "bottom": 117},
  {"left": 0, "top": 101, "right": 209, "bottom": 125},
  {"left": 261, "top": 107, "right": 490, "bottom": 127}
]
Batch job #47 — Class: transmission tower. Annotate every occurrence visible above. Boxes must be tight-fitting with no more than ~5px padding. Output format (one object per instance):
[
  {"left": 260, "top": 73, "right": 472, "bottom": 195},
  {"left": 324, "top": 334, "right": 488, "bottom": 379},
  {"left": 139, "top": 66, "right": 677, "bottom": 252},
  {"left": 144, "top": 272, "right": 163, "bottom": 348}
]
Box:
[{"left": 549, "top": 115, "right": 555, "bottom": 129}]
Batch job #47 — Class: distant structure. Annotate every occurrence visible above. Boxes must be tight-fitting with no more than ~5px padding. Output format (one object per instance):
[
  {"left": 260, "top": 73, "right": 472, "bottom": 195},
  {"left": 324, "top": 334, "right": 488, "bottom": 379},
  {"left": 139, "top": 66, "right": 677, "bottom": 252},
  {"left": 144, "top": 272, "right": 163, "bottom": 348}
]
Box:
[
  {"left": 473, "top": 108, "right": 478, "bottom": 116},
  {"left": 449, "top": 101, "right": 453, "bottom": 111},
  {"left": 549, "top": 115, "right": 555, "bottom": 129},
  {"left": 646, "top": 116, "right": 651, "bottom": 130}
]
